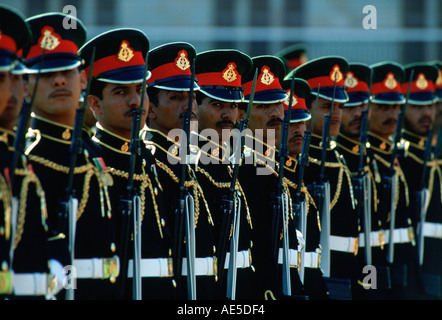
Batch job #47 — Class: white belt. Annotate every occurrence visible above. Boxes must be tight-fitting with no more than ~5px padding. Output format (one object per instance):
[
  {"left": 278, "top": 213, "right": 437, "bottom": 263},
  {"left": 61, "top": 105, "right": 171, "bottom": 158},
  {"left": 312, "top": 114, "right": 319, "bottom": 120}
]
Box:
[
  {"left": 385, "top": 227, "right": 415, "bottom": 245},
  {"left": 422, "top": 222, "right": 442, "bottom": 239},
  {"left": 12, "top": 272, "right": 57, "bottom": 296},
  {"left": 128, "top": 256, "right": 218, "bottom": 278},
  {"left": 127, "top": 258, "right": 172, "bottom": 278},
  {"left": 277, "top": 248, "right": 301, "bottom": 267},
  {"left": 182, "top": 257, "right": 217, "bottom": 276},
  {"left": 329, "top": 235, "right": 359, "bottom": 254},
  {"left": 303, "top": 251, "right": 320, "bottom": 269},
  {"left": 74, "top": 256, "right": 120, "bottom": 280},
  {"left": 224, "top": 250, "right": 251, "bottom": 269},
  {"left": 358, "top": 230, "right": 386, "bottom": 247}
]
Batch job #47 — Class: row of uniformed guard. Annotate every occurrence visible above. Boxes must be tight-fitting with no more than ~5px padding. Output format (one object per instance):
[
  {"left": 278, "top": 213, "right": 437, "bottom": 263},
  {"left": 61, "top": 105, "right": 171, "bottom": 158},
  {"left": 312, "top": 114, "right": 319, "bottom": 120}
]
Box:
[{"left": 0, "top": 5, "right": 441, "bottom": 300}]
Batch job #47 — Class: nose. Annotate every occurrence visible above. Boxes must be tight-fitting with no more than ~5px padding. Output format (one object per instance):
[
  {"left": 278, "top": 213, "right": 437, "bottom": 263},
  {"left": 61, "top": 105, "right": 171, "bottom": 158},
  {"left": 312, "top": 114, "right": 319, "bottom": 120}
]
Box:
[
  {"left": 353, "top": 105, "right": 364, "bottom": 118},
  {"left": 52, "top": 72, "right": 67, "bottom": 87},
  {"left": 128, "top": 90, "right": 142, "bottom": 109},
  {"left": 269, "top": 103, "right": 283, "bottom": 118},
  {"left": 221, "top": 107, "right": 234, "bottom": 120},
  {"left": 182, "top": 93, "right": 197, "bottom": 113}
]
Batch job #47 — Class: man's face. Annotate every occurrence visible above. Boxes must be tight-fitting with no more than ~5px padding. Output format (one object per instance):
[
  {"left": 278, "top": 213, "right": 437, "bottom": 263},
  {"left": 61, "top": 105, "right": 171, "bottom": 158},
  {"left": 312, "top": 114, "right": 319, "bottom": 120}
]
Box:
[
  {"left": 88, "top": 82, "right": 148, "bottom": 139},
  {"left": 340, "top": 103, "right": 367, "bottom": 139},
  {"left": 310, "top": 96, "right": 343, "bottom": 137},
  {"left": 27, "top": 68, "right": 86, "bottom": 125},
  {"left": 248, "top": 102, "right": 284, "bottom": 146},
  {"left": 197, "top": 96, "right": 239, "bottom": 140},
  {"left": 148, "top": 89, "right": 197, "bottom": 135},
  {"left": 404, "top": 103, "right": 436, "bottom": 136},
  {"left": 0, "top": 74, "right": 27, "bottom": 130},
  {"left": 0, "top": 71, "right": 12, "bottom": 115},
  {"left": 367, "top": 103, "right": 401, "bottom": 139},
  {"left": 288, "top": 121, "right": 306, "bottom": 157}
]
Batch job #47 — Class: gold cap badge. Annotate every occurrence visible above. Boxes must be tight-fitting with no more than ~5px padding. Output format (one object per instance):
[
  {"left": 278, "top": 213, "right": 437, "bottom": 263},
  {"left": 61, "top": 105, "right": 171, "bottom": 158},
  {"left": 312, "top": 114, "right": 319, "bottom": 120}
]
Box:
[
  {"left": 222, "top": 62, "right": 238, "bottom": 83},
  {"left": 344, "top": 72, "right": 359, "bottom": 88},
  {"left": 330, "top": 65, "right": 343, "bottom": 82},
  {"left": 436, "top": 69, "right": 442, "bottom": 86},
  {"left": 40, "top": 26, "right": 61, "bottom": 50},
  {"left": 416, "top": 73, "right": 428, "bottom": 90},
  {"left": 384, "top": 72, "right": 398, "bottom": 90},
  {"left": 260, "top": 66, "right": 275, "bottom": 86},
  {"left": 118, "top": 40, "right": 135, "bottom": 62},
  {"left": 175, "top": 50, "right": 190, "bottom": 71},
  {"left": 284, "top": 90, "right": 298, "bottom": 107}
]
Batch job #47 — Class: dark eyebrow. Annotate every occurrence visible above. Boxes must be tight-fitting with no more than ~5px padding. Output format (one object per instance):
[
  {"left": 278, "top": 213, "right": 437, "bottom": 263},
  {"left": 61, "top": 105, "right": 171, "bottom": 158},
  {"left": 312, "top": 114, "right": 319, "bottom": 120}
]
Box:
[{"left": 109, "top": 84, "right": 130, "bottom": 93}]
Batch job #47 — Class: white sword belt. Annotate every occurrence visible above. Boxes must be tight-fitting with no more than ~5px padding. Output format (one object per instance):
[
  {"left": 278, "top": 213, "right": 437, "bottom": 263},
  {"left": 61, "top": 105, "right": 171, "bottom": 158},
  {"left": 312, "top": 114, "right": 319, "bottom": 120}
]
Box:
[
  {"left": 5, "top": 272, "right": 58, "bottom": 296},
  {"left": 127, "top": 250, "right": 252, "bottom": 278},
  {"left": 73, "top": 255, "right": 120, "bottom": 280},
  {"left": 422, "top": 222, "right": 442, "bottom": 239},
  {"left": 277, "top": 248, "right": 320, "bottom": 269}
]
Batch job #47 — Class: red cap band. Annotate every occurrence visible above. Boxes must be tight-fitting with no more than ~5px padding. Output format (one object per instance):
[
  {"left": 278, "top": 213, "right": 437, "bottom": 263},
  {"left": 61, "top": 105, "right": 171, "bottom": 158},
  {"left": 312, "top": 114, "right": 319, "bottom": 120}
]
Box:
[
  {"left": 26, "top": 26, "right": 78, "bottom": 60},
  {"left": 197, "top": 63, "right": 242, "bottom": 87},
  {"left": 85, "top": 50, "right": 144, "bottom": 78},
  {"left": 401, "top": 73, "right": 435, "bottom": 94},
  {"left": 243, "top": 65, "right": 283, "bottom": 96},
  {"left": 0, "top": 31, "right": 17, "bottom": 53}
]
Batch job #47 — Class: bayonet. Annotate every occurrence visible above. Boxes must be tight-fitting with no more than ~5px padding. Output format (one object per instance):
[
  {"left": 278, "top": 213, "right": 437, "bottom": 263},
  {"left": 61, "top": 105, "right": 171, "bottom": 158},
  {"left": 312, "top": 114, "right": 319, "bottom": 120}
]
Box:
[
  {"left": 386, "top": 69, "right": 414, "bottom": 264},
  {"left": 223, "top": 68, "right": 258, "bottom": 300}
]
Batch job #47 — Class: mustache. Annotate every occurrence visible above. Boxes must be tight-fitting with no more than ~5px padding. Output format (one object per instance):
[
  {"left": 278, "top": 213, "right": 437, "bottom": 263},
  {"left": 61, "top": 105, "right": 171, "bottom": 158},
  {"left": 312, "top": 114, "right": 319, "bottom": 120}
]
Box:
[
  {"left": 418, "top": 116, "right": 432, "bottom": 124},
  {"left": 267, "top": 117, "right": 283, "bottom": 126},
  {"left": 289, "top": 133, "right": 304, "bottom": 142},
  {"left": 125, "top": 107, "right": 146, "bottom": 117},
  {"left": 49, "top": 89, "right": 72, "bottom": 98},
  {"left": 349, "top": 118, "right": 361, "bottom": 126},
  {"left": 215, "top": 119, "right": 235, "bottom": 127},
  {"left": 382, "top": 118, "right": 397, "bottom": 126}
]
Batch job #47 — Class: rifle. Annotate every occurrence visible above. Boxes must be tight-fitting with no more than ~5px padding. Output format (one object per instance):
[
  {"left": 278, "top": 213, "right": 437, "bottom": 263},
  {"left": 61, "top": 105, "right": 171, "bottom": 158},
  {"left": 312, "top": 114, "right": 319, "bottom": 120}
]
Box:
[
  {"left": 386, "top": 69, "right": 414, "bottom": 264},
  {"left": 294, "top": 84, "right": 319, "bottom": 284},
  {"left": 119, "top": 52, "right": 149, "bottom": 300},
  {"left": 59, "top": 47, "right": 96, "bottom": 300},
  {"left": 416, "top": 112, "right": 439, "bottom": 265},
  {"left": 316, "top": 73, "right": 338, "bottom": 278},
  {"left": 271, "top": 73, "right": 296, "bottom": 296},
  {"left": 222, "top": 68, "right": 258, "bottom": 300},
  {"left": 352, "top": 70, "right": 372, "bottom": 266},
  {"left": 173, "top": 58, "right": 197, "bottom": 299}
]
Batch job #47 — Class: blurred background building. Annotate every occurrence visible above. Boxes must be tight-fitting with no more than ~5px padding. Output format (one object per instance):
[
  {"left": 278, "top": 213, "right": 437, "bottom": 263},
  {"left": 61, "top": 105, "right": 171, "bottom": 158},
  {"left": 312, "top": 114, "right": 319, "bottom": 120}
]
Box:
[{"left": 3, "top": 0, "right": 442, "bottom": 65}]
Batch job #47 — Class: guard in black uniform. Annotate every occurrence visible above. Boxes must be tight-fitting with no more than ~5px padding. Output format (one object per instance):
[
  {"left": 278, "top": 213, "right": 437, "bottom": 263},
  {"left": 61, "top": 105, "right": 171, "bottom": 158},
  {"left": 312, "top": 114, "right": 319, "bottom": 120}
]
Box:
[
  {"left": 23, "top": 13, "right": 118, "bottom": 300},
  {"left": 142, "top": 42, "right": 217, "bottom": 300},
  {"left": 279, "top": 77, "right": 328, "bottom": 300},
  {"left": 337, "top": 62, "right": 392, "bottom": 299},
  {"left": 193, "top": 49, "right": 254, "bottom": 299},
  {"left": 0, "top": 4, "right": 49, "bottom": 299},
  {"left": 279, "top": 77, "right": 327, "bottom": 299},
  {"left": 398, "top": 62, "right": 441, "bottom": 299},
  {"left": 238, "top": 55, "right": 304, "bottom": 300},
  {"left": 293, "top": 56, "right": 360, "bottom": 300},
  {"left": 367, "top": 61, "right": 423, "bottom": 299},
  {"left": 79, "top": 28, "right": 176, "bottom": 300}
]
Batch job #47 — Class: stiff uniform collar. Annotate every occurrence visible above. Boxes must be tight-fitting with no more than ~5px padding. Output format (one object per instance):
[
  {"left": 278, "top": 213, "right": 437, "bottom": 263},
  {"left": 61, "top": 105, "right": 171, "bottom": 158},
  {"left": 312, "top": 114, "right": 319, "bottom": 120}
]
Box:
[
  {"left": 367, "top": 131, "right": 393, "bottom": 156},
  {"left": 336, "top": 133, "right": 362, "bottom": 156},
  {"left": 402, "top": 129, "right": 427, "bottom": 151},
  {"left": 30, "top": 114, "right": 75, "bottom": 144},
  {"left": 92, "top": 123, "right": 132, "bottom": 155}
]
